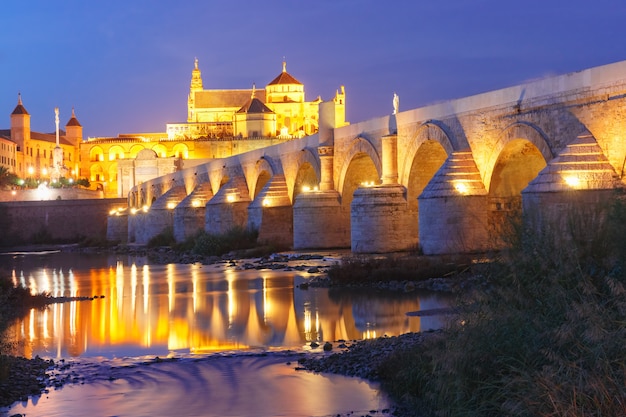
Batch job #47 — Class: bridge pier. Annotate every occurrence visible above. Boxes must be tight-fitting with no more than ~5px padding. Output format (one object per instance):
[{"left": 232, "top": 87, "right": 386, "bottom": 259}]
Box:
[
  {"left": 350, "top": 133, "right": 417, "bottom": 253},
  {"left": 107, "top": 211, "right": 128, "bottom": 243},
  {"left": 293, "top": 191, "right": 350, "bottom": 249},
  {"left": 173, "top": 182, "right": 213, "bottom": 242},
  {"left": 131, "top": 186, "right": 187, "bottom": 244},
  {"left": 206, "top": 176, "right": 251, "bottom": 235},
  {"left": 351, "top": 184, "right": 416, "bottom": 253},
  {"left": 418, "top": 151, "right": 490, "bottom": 255},
  {"left": 522, "top": 134, "right": 624, "bottom": 241},
  {"left": 248, "top": 175, "right": 293, "bottom": 247}
]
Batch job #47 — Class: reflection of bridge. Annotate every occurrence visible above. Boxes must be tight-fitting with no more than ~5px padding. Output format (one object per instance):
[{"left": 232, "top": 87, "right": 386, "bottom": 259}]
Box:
[
  {"left": 11, "top": 262, "right": 426, "bottom": 357},
  {"left": 111, "top": 60, "right": 626, "bottom": 254}
]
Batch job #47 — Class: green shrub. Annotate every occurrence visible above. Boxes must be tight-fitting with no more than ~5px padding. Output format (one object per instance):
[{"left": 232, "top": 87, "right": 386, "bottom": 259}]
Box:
[
  {"left": 147, "top": 227, "right": 176, "bottom": 248},
  {"left": 174, "top": 227, "right": 259, "bottom": 257},
  {"left": 327, "top": 254, "right": 473, "bottom": 285}
]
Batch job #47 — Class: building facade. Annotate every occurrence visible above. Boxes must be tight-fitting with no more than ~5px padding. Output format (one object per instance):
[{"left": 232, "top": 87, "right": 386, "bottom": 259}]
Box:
[{"left": 0, "top": 94, "right": 81, "bottom": 183}]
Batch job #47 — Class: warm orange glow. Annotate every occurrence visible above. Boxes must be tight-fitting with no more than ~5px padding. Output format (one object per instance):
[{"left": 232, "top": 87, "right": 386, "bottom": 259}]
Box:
[
  {"left": 191, "top": 199, "right": 202, "bottom": 208},
  {"left": 167, "top": 202, "right": 176, "bottom": 210},
  {"left": 226, "top": 194, "right": 236, "bottom": 203},
  {"left": 564, "top": 174, "right": 581, "bottom": 188},
  {"left": 262, "top": 198, "right": 270, "bottom": 207},
  {"left": 8, "top": 260, "right": 435, "bottom": 359},
  {"left": 453, "top": 181, "right": 469, "bottom": 195}
]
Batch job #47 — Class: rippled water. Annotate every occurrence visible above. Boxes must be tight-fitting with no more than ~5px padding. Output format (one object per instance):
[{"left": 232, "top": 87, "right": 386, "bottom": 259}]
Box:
[{"left": 0, "top": 250, "right": 451, "bottom": 416}]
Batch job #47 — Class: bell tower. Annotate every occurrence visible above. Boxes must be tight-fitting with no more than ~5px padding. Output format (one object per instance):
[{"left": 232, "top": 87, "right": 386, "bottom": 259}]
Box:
[
  {"left": 188, "top": 58, "right": 204, "bottom": 122},
  {"left": 65, "top": 107, "right": 83, "bottom": 147},
  {"left": 10, "top": 93, "right": 30, "bottom": 154}
]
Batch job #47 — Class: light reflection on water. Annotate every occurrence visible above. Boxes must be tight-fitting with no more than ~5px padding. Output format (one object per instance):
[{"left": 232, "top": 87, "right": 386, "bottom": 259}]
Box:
[{"left": 1, "top": 251, "right": 450, "bottom": 359}]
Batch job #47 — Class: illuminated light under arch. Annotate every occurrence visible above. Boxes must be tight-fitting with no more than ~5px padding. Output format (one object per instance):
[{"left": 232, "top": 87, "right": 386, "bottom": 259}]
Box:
[
  {"left": 453, "top": 181, "right": 470, "bottom": 195},
  {"left": 563, "top": 174, "right": 581, "bottom": 189}
]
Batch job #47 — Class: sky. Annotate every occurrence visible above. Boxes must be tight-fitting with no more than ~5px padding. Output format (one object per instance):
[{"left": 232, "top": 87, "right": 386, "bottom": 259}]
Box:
[{"left": 2, "top": 0, "right": 626, "bottom": 138}]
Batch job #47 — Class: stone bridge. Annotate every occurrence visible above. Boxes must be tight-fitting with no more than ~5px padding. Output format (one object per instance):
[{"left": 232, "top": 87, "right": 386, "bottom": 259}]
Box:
[{"left": 109, "top": 60, "right": 626, "bottom": 254}]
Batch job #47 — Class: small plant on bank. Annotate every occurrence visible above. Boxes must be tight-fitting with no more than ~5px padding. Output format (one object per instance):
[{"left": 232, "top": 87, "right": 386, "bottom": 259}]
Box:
[
  {"left": 146, "top": 227, "right": 177, "bottom": 248},
  {"left": 174, "top": 227, "right": 260, "bottom": 257},
  {"left": 326, "top": 253, "right": 474, "bottom": 285}
]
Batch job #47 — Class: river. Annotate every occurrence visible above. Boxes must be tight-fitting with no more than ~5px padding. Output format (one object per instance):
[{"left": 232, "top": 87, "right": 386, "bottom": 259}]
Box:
[{"left": 0, "top": 250, "right": 451, "bottom": 417}]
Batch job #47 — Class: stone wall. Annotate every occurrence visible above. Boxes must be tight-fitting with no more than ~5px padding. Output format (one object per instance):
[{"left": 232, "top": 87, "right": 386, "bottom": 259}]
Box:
[
  {"left": 0, "top": 198, "right": 126, "bottom": 246},
  {"left": 0, "top": 188, "right": 103, "bottom": 202}
]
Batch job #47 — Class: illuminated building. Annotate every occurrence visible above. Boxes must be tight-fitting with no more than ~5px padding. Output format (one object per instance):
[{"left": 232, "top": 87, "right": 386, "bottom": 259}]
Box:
[
  {"left": 0, "top": 94, "right": 81, "bottom": 182},
  {"left": 80, "top": 59, "right": 347, "bottom": 197}
]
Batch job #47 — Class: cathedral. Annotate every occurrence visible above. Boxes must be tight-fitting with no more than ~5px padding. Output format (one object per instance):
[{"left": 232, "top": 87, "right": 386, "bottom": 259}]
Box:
[
  {"left": 167, "top": 59, "right": 346, "bottom": 140},
  {"left": 1, "top": 60, "right": 347, "bottom": 198}
]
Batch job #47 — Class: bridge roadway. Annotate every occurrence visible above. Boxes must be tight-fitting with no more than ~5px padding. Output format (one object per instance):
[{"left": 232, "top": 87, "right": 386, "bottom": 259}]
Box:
[{"left": 110, "top": 59, "right": 626, "bottom": 254}]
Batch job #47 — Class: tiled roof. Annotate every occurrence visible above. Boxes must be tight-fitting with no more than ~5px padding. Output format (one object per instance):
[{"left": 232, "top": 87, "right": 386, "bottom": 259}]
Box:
[
  {"left": 194, "top": 89, "right": 266, "bottom": 108},
  {"left": 31, "top": 131, "right": 74, "bottom": 146},
  {"left": 12, "top": 103, "right": 29, "bottom": 115},
  {"left": 267, "top": 71, "right": 302, "bottom": 86},
  {"left": 237, "top": 98, "right": 274, "bottom": 114},
  {"left": 66, "top": 109, "right": 82, "bottom": 127},
  {"left": 66, "top": 116, "right": 82, "bottom": 127}
]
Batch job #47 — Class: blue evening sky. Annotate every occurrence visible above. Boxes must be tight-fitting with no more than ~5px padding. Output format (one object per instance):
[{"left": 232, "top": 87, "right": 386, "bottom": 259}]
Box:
[{"left": 1, "top": 0, "right": 626, "bottom": 138}]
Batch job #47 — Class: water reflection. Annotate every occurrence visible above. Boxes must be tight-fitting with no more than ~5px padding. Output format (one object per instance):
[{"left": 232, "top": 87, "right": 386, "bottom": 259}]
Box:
[{"left": 1, "top": 252, "right": 451, "bottom": 359}]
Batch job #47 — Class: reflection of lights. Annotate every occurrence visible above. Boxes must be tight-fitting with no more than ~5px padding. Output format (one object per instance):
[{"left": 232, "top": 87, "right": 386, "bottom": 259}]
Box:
[
  {"left": 130, "top": 261, "right": 137, "bottom": 313},
  {"left": 142, "top": 264, "right": 150, "bottom": 315},
  {"left": 167, "top": 264, "right": 175, "bottom": 313},
  {"left": 263, "top": 278, "right": 271, "bottom": 324},
  {"left": 69, "top": 269, "right": 76, "bottom": 297},
  {"left": 70, "top": 301, "right": 77, "bottom": 340},
  {"left": 564, "top": 175, "right": 581, "bottom": 188},
  {"left": 225, "top": 269, "right": 236, "bottom": 327},
  {"left": 29, "top": 309, "right": 35, "bottom": 341},
  {"left": 192, "top": 266, "right": 199, "bottom": 313},
  {"left": 363, "top": 329, "right": 377, "bottom": 339},
  {"left": 43, "top": 309, "right": 49, "bottom": 340}
]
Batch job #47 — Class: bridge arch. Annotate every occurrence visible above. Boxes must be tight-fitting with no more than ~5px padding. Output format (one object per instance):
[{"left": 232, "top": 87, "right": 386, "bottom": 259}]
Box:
[
  {"left": 484, "top": 122, "right": 552, "bottom": 192},
  {"left": 291, "top": 148, "right": 320, "bottom": 202},
  {"left": 399, "top": 121, "right": 455, "bottom": 187},
  {"left": 337, "top": 136, "right": 382, "bottom": 201},
  {"left": 251, "top": 157, "right": 275, "bottom": 199},
  {"left": 486, "top": 122, "right": 552, "bottom": 243}
]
